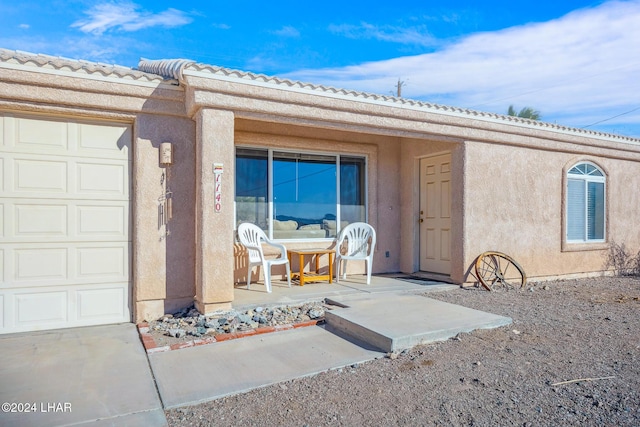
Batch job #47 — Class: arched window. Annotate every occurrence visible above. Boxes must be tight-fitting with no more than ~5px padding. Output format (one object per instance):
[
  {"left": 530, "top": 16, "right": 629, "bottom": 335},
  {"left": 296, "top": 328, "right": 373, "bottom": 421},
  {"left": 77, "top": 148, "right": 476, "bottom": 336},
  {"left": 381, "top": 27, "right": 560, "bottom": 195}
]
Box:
[{"left": 566, "top": 162, "right": 605, "bottom": 242}]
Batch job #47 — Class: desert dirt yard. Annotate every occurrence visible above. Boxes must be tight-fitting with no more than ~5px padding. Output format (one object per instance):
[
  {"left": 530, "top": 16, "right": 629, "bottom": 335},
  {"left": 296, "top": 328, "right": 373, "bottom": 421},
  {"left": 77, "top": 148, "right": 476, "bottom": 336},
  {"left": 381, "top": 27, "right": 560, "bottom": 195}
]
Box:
[{"left": 165, "top": 276, "right": 640, "bottom": 426}]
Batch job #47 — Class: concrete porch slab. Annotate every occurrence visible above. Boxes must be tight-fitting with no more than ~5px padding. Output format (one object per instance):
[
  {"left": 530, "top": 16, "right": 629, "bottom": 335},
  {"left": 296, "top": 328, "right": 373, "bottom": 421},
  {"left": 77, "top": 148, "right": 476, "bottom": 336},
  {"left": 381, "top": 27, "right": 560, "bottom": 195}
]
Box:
[
  {"left": 0, "top": 323, "right": 166, "bottom": 427},
  {"left": 324, "top": 293, "right": 512, "bottom": 352},
  {"left": 232, "top": 274, "right": 458, "bottom": 311}
]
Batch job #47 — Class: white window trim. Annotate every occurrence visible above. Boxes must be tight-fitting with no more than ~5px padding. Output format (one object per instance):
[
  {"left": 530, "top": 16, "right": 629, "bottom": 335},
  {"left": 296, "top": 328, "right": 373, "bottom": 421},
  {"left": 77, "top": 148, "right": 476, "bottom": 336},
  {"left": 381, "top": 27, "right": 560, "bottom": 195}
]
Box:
[{"left": 563, "top": 160, "right": 608, "bottom": 250}]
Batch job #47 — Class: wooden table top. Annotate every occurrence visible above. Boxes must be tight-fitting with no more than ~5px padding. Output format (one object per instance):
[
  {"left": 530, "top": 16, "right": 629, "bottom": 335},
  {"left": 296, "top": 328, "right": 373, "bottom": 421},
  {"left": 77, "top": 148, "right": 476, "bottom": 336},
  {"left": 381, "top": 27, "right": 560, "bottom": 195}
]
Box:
[{"left": 287, "top": 248, "right": 335, "bottom": 255}]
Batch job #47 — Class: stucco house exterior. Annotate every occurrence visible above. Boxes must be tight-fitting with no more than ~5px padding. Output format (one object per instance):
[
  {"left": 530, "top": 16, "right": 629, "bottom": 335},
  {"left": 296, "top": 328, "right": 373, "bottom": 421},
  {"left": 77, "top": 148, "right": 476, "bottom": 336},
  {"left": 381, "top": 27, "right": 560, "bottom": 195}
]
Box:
[{"left": 1, "top": 48, "right": 639, "bottom": 335}]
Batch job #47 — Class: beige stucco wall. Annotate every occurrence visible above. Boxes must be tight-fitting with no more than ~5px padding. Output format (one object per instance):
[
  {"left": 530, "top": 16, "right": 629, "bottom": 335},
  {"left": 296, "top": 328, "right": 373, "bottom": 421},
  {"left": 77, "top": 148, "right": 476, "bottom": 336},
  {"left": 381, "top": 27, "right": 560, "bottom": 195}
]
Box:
[
  {"left": 193, "top": 108, "right": 235, "bottom": 314},
  {"left": 133, "top": 113, "right": 196, "bottom": 319},
  {"left": 462, "top": 141, "right": 640, "bottom": 283}
]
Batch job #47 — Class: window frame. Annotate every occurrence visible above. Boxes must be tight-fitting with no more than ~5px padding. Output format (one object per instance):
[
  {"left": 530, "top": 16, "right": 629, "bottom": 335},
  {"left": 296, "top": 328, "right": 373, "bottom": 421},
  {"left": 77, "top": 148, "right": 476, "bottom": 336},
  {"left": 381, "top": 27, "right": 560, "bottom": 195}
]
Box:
[
  {"left": 234, "top": 146, "right": 368, "bottom": 241},
  {"left": 562, "top": 160, "right": 608, "bottom": 251}
]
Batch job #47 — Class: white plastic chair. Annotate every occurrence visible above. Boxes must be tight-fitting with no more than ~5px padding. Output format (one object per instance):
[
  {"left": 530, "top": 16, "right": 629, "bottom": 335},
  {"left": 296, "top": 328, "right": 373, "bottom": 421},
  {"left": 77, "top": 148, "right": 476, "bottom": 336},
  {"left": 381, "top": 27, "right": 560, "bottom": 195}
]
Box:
[
  {"left": 334, "top": 222, "right": 376, "bottom": 285},
  {"left": 237, "top": 223, "right": 292, "bottom": 293}
]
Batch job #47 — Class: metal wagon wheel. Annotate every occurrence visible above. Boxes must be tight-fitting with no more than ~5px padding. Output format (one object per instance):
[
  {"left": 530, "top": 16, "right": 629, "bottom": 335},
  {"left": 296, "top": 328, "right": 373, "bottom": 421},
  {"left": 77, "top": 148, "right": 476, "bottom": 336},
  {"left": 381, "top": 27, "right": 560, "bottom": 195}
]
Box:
[{"left": 475, "top": 251, "right": 527, "bottom": 291}]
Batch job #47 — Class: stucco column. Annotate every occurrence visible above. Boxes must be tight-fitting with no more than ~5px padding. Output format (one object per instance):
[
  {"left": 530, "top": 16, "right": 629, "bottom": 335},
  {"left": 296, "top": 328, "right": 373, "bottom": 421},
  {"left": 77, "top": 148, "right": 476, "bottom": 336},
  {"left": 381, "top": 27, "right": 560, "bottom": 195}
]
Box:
[
  {"left": 133, "top": 121, "right": 167, "bottom": 323},
  {"left": 194, "top": 108, "right": 235, "bottom": 314}
]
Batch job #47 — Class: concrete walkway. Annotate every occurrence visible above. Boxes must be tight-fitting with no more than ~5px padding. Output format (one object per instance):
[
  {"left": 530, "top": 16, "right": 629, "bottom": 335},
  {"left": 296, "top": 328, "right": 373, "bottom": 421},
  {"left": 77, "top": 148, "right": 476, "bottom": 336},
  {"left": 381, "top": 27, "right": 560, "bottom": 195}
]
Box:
[
  {"left": 0, "top": 276, "right": 512, "bottom": 423},
  {"left": 0, "top": 323, "right": 165, "bottom": 427},
  {"left": 149, "top": 326, "right": 384, "bottom": 409}
]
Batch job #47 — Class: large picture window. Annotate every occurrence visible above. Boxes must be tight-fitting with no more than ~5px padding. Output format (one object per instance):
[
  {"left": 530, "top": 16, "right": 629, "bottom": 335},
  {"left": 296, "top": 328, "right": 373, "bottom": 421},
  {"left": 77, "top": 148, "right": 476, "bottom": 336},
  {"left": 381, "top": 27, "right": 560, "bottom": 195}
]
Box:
[
  {"left": 235, "top": 148, "right": 366, "bottom": 239},
  {"left": 566, "top": 162, "right": 605, "bottom": 242}
]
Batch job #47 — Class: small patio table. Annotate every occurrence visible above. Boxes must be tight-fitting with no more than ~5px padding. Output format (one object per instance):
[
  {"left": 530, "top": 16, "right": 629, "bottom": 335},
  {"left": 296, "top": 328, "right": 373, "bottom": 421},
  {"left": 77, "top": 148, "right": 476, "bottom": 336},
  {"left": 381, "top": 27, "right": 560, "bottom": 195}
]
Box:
[{"left": 287, "top": 248, "right": 335, "bottom": 286}]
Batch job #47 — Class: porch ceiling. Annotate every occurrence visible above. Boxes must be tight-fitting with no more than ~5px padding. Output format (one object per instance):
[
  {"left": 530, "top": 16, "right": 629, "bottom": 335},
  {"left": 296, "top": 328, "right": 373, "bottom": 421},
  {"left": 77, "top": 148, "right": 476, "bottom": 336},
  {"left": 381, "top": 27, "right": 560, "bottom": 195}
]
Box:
[{"left": 234, "top": 117, "right": 462, "bottom": 145}]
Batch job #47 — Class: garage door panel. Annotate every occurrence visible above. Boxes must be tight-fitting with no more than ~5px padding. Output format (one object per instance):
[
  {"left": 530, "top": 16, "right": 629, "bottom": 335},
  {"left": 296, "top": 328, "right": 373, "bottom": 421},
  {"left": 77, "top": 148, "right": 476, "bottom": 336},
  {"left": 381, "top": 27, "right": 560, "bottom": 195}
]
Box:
[
  {"left": 6, "top": 283, "right": 128, "bottom": 331},
  {"left": 4, "top": 115, "right": 129, "bottom": 160},
  {"left": 78, "top": 123, "right": 131, "bottom": 158},
  {"left": 77, "top": 286, "right": 126, "bottom": 320},
  {"left": 2, "top": 254, "right": 130, "bottom": 333},
  {"left": 77, "top": 162, "right": 127, "bottom": 196},
  {"left": 3, "top": 243, "right": 129, "bottom": 287},
  {"left": 17, "top": 117, "right": 68, "bottom": 150},
  {"left": 2, "top": 200, "right": 127, "bottom": 242},
  {"left": 15, "top": 158, "right": 67, "bottom": 193},
  {"left": 2, "top": 154, "right": 129, "bottom": 200},
  {"left": 15, "top": 204, "right": 67, "bottom": 236},
  {"left": 15, "top": 248, "right": 68, "bottom": 282},
  {"left": 15, "top": 291, "right": 68, "bottom": 324},
  {"left": 0, "top": 114, "right": 131, "bottom": 333},
  {"left": 78, "top": 246, "right": 127, "bottom": 278},
  {"left": 77, "top": 204, "right": 127, "bottom": 238}
]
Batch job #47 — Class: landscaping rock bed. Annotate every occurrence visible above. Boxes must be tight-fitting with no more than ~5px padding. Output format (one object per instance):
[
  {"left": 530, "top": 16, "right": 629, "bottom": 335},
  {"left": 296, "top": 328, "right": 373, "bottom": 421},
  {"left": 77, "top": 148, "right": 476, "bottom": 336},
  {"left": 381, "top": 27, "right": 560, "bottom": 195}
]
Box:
[{"left": 143, "top": 301, "right": 326, "bottom": 349}]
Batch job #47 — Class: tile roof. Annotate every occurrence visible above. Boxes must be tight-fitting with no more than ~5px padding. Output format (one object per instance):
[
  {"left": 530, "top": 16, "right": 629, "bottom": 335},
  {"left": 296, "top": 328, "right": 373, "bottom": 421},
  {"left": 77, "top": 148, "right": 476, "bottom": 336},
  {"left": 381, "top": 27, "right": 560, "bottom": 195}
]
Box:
[
  {"left": 0, "top": 48, "right": 172, "bottom": 84},
  {"left": 1, "top": 49, "right": 638, "bottom": 145},
  {"left": 137, "top": 58, "right": 640, "bottom": 145}
]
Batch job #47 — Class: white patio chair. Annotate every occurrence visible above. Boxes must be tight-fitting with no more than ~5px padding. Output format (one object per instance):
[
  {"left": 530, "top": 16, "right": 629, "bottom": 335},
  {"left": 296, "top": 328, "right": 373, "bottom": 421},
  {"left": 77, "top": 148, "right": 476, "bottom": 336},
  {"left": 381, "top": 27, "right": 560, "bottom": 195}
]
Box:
[
  {"left": 237, "top": 223, "right": 292, "bottom": 293},
  {"left": 334, "top": 222, "right": 376, "bottom": 285}
]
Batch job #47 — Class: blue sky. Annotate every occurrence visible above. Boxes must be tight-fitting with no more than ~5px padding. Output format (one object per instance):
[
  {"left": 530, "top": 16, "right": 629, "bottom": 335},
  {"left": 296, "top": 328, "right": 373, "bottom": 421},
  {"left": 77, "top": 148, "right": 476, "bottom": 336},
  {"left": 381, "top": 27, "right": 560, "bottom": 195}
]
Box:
[{"left": 2, "top": 0, "right": 640, "bottom": 137}]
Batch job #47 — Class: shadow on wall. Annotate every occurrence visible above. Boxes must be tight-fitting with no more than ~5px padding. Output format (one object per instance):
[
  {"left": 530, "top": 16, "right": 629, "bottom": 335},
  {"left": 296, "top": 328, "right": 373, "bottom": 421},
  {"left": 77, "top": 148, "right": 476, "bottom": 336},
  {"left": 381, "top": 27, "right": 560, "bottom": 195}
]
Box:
[
  {"left": 234, "top": 244, "right": 291, "bottom": 287},
  {"left": 138, "top": 90, "right": 198, "bottom": 316},
  {"left": 234, "top": 244, "right": 250, "bottom": 286}
]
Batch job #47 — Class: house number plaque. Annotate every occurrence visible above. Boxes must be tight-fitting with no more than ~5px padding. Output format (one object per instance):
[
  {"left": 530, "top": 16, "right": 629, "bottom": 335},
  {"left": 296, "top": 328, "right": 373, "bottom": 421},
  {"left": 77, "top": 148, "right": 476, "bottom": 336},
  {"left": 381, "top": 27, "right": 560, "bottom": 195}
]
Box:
[{"left": 213, "top": 163, "right": 223, "bottom": 213}]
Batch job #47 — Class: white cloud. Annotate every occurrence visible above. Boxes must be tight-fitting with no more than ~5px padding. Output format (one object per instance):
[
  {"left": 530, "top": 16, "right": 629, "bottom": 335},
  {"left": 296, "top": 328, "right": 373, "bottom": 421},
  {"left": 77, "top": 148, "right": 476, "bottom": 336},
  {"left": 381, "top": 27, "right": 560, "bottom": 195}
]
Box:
[
  {"left": 212, "top": 23, "right": 231, "bottom": 30},
  {"left": 18, "top": 24, "right": 30, "bottom": 29},
  {"left": 287, "top": 0, "right": 640, "bottom": 135},
  {"left": 273, "top": 26, "right": 300, "bottom": 38},
  {"left": 71, "top": 1, "right": 192, "bottom": 35},
  {"left": 0, "top": 32, "right": 148, "bottom": 65},
  {"left": 328, "top": 22, "right": 436, "bottom": 47}
]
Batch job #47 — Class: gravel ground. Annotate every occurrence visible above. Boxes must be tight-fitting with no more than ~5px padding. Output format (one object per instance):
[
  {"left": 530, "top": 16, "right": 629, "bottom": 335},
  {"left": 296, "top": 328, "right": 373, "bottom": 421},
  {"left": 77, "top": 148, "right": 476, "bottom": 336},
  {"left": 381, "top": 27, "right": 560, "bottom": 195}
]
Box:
[
  {"left": 145, "top": 302, "right": 326, "bottom": 348},
  {"left": 165, "top": 276, "right": 640, "bottom": 426}
]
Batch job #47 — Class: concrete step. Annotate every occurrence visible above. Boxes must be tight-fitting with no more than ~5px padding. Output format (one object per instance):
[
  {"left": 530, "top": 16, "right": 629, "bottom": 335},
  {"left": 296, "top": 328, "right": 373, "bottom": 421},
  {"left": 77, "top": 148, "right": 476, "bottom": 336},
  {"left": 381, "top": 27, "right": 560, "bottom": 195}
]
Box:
[{"left": 324, "top": 293, "right": 512, "bottom": 353}]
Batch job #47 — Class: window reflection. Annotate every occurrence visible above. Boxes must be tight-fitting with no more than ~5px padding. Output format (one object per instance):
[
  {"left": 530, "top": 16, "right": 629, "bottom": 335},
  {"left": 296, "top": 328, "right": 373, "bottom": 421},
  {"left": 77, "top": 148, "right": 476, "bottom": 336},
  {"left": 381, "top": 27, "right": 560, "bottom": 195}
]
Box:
[
  {"left": 235, "top": 148, "right": 268, "bottom": 231},
  {"left": 273, "top": 152, "right": 336, "bottom": 238},
  {"left": 235, "top": 148, "right": 366, "bottom": 239}
]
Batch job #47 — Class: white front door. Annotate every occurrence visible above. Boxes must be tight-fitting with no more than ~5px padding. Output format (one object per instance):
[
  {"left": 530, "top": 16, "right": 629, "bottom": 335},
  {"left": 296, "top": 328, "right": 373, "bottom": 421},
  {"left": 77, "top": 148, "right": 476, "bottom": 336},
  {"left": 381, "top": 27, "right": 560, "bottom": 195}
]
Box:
[
  {"left": 0, "top": 113, "right": 131, "bottom": 334},
  {"left": 419, "top": 153, "right": 452, "bottom": 275}
]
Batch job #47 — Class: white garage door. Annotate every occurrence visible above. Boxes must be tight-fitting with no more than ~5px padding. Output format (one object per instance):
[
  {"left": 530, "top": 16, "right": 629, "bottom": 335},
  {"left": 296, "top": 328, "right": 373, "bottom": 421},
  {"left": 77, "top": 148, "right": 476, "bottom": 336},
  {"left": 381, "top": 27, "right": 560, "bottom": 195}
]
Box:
[{"left": 0, "top": 113, "right": 131, "bottom": 334}]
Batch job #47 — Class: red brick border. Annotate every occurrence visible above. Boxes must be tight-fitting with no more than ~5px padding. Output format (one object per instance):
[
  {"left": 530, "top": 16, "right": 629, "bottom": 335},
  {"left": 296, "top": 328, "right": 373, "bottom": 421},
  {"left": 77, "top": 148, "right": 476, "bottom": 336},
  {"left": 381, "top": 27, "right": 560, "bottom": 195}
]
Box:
[{"left": 137, "top": 319, "right": 320, "bottom": 354}]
